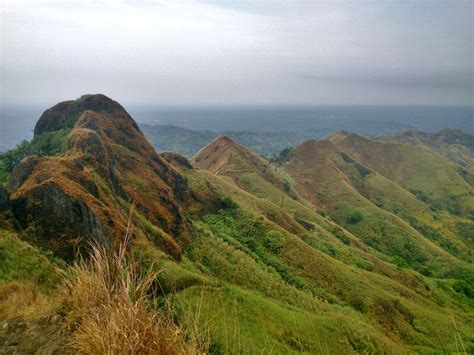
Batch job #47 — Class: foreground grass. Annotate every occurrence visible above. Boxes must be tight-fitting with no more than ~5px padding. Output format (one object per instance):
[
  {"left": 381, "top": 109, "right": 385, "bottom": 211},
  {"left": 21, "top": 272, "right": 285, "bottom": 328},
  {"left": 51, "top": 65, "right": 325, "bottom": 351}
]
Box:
[
  {"left": 0, "top": 228, "right": 208, "bottom": 354},
  {"left": 63, "top": 237, "right": 208, "bottom": 354},
  {"left": 1, "top": 222, "right": 473, "bottom": 353},
  {"left": 0, "top": 229, "right": 61, "bottom": 321}
]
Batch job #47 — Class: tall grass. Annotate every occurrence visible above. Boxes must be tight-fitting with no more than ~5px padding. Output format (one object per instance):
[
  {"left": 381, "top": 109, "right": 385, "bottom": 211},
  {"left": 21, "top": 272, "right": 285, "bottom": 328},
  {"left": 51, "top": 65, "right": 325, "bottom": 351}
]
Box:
[{"left": 62, "top": 233, "right": 204, "bottom": 354}]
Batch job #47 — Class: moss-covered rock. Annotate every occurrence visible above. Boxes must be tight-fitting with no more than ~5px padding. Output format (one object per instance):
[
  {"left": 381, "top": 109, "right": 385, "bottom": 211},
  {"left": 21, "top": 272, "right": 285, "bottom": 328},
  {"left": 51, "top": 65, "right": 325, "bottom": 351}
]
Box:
[{"left": 8, "top": 94, "right": 192, "bottom": 260}]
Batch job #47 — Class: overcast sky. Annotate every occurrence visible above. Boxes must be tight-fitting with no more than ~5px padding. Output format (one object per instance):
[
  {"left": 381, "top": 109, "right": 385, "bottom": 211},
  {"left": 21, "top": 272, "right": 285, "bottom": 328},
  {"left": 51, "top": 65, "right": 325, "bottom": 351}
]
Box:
[{"left": 1, "top": 0, "right": 473, "bottom": 106}]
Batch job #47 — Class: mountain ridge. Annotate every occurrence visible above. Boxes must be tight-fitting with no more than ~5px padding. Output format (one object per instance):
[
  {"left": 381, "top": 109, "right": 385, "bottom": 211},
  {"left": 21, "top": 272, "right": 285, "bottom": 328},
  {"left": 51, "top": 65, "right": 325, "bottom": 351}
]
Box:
[{"left": 1, "top": 95, "right": 473, "bottom": 353}]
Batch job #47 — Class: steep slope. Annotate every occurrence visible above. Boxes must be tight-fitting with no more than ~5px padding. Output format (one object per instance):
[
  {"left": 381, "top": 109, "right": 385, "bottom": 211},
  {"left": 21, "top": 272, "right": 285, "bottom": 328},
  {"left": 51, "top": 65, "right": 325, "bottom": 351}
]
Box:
[
  {"left": 182, "top": 170, "right": 474, "bottom": 352},
  {"left": 6, "top": 94, "right": 189, "bottom": 260},
  {"left": 192, "top": 136, "right": 367, "bottom": 245},
  {"left": 192, "top": 135, "right": 300, "bottom": 201},
  {"left": 333, "top": 133, "right": 474, "bottom": 219},
  {"left": 278, "top": 139, "right": 473, "bottom": 278},
  {"left": 380, "top": 129, "right": 474, "bottom": 170}
]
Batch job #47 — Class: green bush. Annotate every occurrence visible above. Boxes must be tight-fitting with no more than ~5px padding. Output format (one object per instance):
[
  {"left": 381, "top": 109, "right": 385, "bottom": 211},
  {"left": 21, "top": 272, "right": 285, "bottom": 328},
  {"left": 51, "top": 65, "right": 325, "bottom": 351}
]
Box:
[
  {"left": 269, "top": 147, "right": 293, "bottom": 164},
  {"left": 264, "top": 230, "right": 286, "bottom": 253},
  {"left": 317, "top": 209, "right": 326, "bottom": 217},
  {"left": 0, "top": 140, "right": 30, "bottom": 182},
  {"left": 29, "top": 129, "right": 70, "bottom": 156},
  {"left": 0, "top": 130, "right": 70, "bottom": 183},
  {"left": 452, "top": 280, "right": 474, "bottom": 298},
  {"left": 216, "top": 196, "right": 238, "bottom": 212},
  {"left": 347, "top": 210, "right": 363, "bottom": 224}
]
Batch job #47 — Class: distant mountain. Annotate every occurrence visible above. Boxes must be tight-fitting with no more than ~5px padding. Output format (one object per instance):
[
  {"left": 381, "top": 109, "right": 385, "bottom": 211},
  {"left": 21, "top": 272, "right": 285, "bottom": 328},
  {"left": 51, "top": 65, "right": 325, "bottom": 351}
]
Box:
[
  {"left": 140, "top": 124, "right": 319, "bottom": 157},
  {"left": 141, "top": 120, "right": 415, "bottom": 158},
  {"left": 140, "top": 124, "right": 217, "bottom": 157},
  {"left": 379, "top": 128, "right": 474, "bottom": 170},
  {"left": 131, "top": 105, "right": 471, "bottom": 133}
]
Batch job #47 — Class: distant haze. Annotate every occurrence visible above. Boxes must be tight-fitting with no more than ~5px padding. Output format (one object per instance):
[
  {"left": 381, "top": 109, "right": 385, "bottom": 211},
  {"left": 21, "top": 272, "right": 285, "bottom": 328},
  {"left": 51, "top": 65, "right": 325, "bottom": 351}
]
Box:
[
  {"left": 1, "top": 104, "right": 473, "bottom": 152},
  {"left": 1, "top": 0, "right": 473, "bottom": 106}
]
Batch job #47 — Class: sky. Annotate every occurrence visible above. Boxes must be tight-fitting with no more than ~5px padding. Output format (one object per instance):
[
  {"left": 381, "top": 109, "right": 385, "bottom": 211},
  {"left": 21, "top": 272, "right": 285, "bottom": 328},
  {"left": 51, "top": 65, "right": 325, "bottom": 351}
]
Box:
[{"left": 1, "top": 0, "right": 473, "bottom": 106}]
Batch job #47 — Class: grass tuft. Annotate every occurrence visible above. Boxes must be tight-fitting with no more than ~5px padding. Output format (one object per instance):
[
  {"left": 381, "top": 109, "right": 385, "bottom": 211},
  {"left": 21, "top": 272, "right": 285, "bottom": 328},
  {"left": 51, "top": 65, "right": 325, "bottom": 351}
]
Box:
[{"left": 63, "top": 237, "right": 200, "bottom": 354}]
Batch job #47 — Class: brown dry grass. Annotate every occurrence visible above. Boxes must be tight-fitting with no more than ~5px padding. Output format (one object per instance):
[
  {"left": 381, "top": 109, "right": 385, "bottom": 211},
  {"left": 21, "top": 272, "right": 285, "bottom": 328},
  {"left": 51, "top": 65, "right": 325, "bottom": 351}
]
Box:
[
  {"left": 63, "top": 235, "right": 205, "bottom": 354},
  {"left": 0, "top": 282, "right": 56, "bottom": 322}
]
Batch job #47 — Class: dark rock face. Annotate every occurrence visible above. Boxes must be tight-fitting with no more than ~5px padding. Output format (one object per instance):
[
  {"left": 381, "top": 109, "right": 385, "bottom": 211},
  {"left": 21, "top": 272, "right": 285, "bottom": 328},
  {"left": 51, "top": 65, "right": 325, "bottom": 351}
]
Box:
[
  {"left": 11, "top": 182, "right": 110, "bottom": 261},
  {"left": 33, "top": 94, "right": 136, "bottom": 136},
  {"left": 160, "top": 152, "right": 193, "bottom": 170},
  {"left": 7, "top": 157, "right": 41, "bottom": 193},
  {"left": 0, "top": 186, "right": 10, "bottom": 211}
]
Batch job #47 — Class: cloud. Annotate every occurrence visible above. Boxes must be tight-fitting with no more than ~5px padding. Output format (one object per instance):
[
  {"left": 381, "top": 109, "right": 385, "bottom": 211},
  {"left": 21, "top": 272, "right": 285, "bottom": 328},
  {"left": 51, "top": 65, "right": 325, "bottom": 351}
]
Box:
[
  {"left": 1, "top": 0, "right": 472, "bottom": 105},
  {"left": 295, "top": 70, "right": 473, "bottom": 90}
]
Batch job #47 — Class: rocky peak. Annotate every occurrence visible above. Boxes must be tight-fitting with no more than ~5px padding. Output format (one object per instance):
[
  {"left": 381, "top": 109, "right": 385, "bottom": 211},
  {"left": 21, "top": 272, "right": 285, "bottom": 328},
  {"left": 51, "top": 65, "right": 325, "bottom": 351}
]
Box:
[
  {"left": 10, "top": 95, "right": 190, "bottom": 261},
  {"left": 34, "top": 94, "right": 135, "bottom": 136}
]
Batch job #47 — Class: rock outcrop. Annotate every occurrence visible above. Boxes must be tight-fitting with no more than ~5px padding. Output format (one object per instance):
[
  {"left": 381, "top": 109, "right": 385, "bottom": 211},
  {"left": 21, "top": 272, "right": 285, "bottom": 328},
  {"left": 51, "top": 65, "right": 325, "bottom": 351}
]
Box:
[
  {"left": 9, "top": 94, "right": 189, "bottom": 260},
  {"left": 160, "top": 152, "right": 193, "bottom": 170}
]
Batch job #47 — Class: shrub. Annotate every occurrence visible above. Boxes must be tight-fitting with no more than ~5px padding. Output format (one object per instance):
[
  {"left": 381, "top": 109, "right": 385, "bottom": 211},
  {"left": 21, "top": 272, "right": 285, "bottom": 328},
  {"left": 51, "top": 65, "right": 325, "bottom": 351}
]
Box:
[
  {"left": 0, "top": 140, "right": 30, "bottom": 183},
  {"left": 217, "top": 196, "right": 238, "bottom": 212},
  {"left": 269, "top": 147, "right": 292, "bottom": 164},
  {"left": 0, "top": 130, "right": 69, "bottom": 183},
  {"left": 347, "top": 210, "right": 363, "bottom": 225},
  {"left": 29, "top": 130, "right": 70, "bottom": 157},
  {"left": 456, "top": 221, "right": 474, "bottom": 244},
  {"left": 264, "top": 230, "right": 286, "bottom": 253},
  {"left": 452, "top": 280, "right": 474, "bottom": 299}
]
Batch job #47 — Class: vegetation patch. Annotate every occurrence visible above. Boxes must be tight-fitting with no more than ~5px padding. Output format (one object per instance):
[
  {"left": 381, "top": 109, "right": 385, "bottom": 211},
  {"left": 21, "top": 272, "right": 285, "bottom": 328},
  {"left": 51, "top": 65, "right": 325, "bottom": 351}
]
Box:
[
  {"left": 203, "top": 206, "right": 306, "bottom": 290},
  {"left": 346, "top": 210, "right": 364, "bottom": 224},
  {"left": 0, "top": 130, "right": 70, "bottom": 183},
  {"left": 0, "top": 230, "right": 61, "bottom": 288}
]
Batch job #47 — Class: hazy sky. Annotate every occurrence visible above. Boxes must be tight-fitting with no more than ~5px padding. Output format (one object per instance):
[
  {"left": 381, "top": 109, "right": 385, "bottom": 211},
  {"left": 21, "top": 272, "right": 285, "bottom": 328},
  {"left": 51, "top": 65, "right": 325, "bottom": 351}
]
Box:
[{"left": 1, "top": 0, "right": 473, "bottom": 106}]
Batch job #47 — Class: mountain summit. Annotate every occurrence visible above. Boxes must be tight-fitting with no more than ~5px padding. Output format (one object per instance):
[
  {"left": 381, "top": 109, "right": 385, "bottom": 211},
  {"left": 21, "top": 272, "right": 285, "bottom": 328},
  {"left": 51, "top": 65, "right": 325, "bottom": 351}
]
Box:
[
  {"left": 34, "top": 94, "right": 133, "bottom": 136},
  {"left": 8, "top": 94, "right": 189, "bottom": 259},
  {"left": 326, "top": 129, "right": 350, "bottom": 144}
]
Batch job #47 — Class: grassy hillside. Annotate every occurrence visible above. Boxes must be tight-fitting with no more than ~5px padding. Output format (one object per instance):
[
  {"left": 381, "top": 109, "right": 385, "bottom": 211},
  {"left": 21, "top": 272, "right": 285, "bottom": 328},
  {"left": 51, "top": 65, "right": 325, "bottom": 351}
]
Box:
[
  {"left": 179, "top": 200, "right": 474, "bottom": 353},
  {"left": 1, "top": 96, "right": 473, "bottom": 353},
  {"left": 270, "top": 140, "right": 469, "bottom": 278},
  {"left": 334, "top": 133, "right": 474, "bottom": 219},
  {"left": 380, "top": 129, "right": 474, "bottom": 170},
  {"left": 187, "top": 135, "right": 474, "bottom": 351}
]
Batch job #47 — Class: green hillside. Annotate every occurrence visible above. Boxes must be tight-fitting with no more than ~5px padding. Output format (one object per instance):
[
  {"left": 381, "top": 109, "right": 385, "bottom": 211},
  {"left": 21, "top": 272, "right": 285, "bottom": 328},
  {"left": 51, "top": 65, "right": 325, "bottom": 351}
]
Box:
[
  {"left": 334, "top": 132, "right": 474, "bottom": 219},
  {"left": 1, "top": 96, "right": 473, "bottom": 353},
  {"left": 380, "top": 129, "right": 474, "bottom": 170}
]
